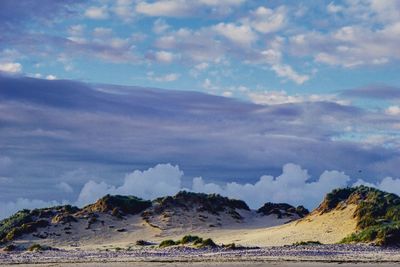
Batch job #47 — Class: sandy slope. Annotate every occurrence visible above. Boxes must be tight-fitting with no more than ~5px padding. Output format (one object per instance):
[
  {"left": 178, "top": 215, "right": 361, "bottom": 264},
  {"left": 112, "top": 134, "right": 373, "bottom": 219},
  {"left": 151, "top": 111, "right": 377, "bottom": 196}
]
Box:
[{"left": 13, "top": 205, "right": 357, "bottom": 249}]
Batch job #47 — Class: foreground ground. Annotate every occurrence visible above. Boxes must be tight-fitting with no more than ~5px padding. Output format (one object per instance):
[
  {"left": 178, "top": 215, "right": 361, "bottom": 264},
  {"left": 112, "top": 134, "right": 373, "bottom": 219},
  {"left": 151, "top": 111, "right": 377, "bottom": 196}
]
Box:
[
  {"left": 2, "top": 245, "right": 400, "bottom": 265},
  {"left": 3, "top": 263, "right": 400, "bottom": 267}
]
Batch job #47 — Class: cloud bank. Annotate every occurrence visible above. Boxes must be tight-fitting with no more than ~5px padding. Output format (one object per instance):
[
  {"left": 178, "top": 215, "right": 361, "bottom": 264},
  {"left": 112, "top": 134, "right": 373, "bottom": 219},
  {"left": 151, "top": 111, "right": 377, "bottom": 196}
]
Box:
[{"left": 0, "top": 163, "right": 352, "bottom": 219}]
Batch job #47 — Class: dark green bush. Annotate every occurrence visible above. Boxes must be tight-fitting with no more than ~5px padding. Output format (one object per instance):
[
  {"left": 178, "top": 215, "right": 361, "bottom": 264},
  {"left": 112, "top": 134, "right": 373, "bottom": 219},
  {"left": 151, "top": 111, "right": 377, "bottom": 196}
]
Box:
[
  {"left": 292, "top": 241, "right": 322, "bottom": 246},
  {"left": 180, "top": 235, "right": 202, "bottom": 244},
  {"left": 159, "top": 239, "right": 177, "bottom": 248},
  {"left": 27, "top": 244, "right": 51, "bottom": 252}
]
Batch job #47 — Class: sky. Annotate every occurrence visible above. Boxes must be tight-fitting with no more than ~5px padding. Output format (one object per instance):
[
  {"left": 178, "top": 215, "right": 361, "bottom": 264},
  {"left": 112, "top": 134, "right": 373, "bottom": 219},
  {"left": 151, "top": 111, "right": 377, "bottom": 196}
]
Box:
[{"left": 1, "top": 0, "right": 400, "bottom": 219}]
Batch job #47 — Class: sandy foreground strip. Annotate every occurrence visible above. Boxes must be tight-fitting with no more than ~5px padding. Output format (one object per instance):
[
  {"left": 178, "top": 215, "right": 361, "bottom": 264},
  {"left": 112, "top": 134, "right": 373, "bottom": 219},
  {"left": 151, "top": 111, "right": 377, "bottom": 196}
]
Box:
[{"left": 2, "top": 245, "right": 400, "bottom": 266}]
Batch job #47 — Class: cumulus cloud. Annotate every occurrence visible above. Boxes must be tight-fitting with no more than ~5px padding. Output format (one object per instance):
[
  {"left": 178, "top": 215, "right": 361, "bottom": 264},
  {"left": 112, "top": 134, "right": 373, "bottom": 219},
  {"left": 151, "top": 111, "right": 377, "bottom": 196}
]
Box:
[
  {"left": 244, "top": 6, "right": 287, "bottom": 34},
  {"left": 6, "top": 161, "right": 400, "bottom": 220},
  {"left": 271, "top": 64, "right": 309, "bottom": 85},
  {"left": 75, "top": 163, "right": 350, "bottom": 210},
  {"left": 56, "top": 181, "right": 74, "bottom": 193},
  {"left": 153, "top": 18, "right": 170, "bottom": 34},
  {"left": 76, "top": 164, "right": 183, "bottom": 206},
  {"left": 85, "top": 6, "right": 109, "bottom": 19},
  {"left": 192, "top": 163, "right": 350, "bottom": 209},
  {"left": 136, "top": 0, "right": 244, "bottom": 17},
  {"left": 213, "top": 23, "right": 257, "bottom": 47},
  {"left": 154, "top": 51, "right": 175, "bottom": 63}
]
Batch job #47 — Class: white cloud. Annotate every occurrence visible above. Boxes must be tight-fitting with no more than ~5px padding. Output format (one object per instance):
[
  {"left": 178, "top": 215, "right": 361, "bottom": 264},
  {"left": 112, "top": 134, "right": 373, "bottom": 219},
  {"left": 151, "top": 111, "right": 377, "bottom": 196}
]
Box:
[
  {"left": 222, "top": 91, "right": 233, "bottom": 97},
  {"left": 85, "top": 6, "right": 109, "bottom": 19},
  {"left": 213, "top": 23, "right": 257, "bottom": 46},
  {"left": 8, "top": 162, "right": 400, "bottom": 220},
  {"left": 202, "top": 78, "right": 219, "bottom": 91},
  {"left": 93, "top": 27, "right": 113, "bottom": 38},
  {"left": 245, "top": 6, "right": 286, "bottom": 34},
  {"left": 192, "top": 163, "right": 350, "bottom": 209},
  {"left": 113, "top": 0, "right": 136, "bottom": 21},
  {"left": 136, "top": 0, "right": 244, "bottom": 17},
  {"left": 386, "top": 105, "right": 400, "bottom": 116},
  {"left": 136, "top": 0, "right": 192, "bottom": 17},
  {"left": 289, "top": 22, "right": 400, "bottom": 68},
  {"left": 147, "top": 72, "right": 180, "bottom": 82},
  {"left": 271, "top": 64, "right": 309, "bottom": 84},
  {"left": 195, "top": 62, "right": 209, "bottom": 71},
  {"left": 154, "top": 51, "right": 175, "bottom": 63},
  {"left": 75, "top": 163, "right": 351, "bottom": 210},
  {"left": 248, "top": 90, "right": 347, "bottom": 105},
  {"left": 46, "top": 75, "right": 57, "bottom": 80},
  {"left": 153, "top": 18, "right": 170, "bottom": 34},
  {"left": 56, "top": 182, "right": 74, "bottom": 193},
  {"left": 327, "top": 2, "right": 343, "bottom": 13},
  {"left": 76, "top": 164, "right": 183, "bottom": 206},
  {"left": 0, "top": 62, "right": 22, "bottom": 73}
]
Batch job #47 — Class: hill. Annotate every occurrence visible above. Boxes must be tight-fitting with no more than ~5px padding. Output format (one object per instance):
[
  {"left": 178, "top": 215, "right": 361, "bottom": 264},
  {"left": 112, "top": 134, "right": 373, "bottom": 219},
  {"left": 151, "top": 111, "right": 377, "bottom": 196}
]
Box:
[
  {"left": 0, "top": 191, "right": 299, "bottom": 250},
  {"left": 2, "top": 186, "right": 400, "bottom": 251}
]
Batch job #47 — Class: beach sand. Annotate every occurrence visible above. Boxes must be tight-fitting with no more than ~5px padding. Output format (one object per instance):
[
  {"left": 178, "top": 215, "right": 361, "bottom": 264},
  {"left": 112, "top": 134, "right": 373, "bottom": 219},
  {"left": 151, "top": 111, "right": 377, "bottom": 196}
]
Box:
[{"left": 2, "top": 262, "right": 400, "bottom": 267}]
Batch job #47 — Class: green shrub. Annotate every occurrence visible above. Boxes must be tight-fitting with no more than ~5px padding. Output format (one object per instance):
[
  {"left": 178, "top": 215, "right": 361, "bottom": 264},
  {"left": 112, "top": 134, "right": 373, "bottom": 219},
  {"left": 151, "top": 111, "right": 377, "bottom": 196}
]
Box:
[
  {"left": 27, "top": 244, "right": 51, "bottom": 252},
  {"left": 3, "top": 220, "right": 49, "bottom": 242},
  {"left": 159, "top": 239, "right": 177, "bottom": 248},
  {"left": 180, "top": 235, "right": 202, "bottom": 244},
  {"left": 0, "top": 210, "right": 32, "bottom": 240},
  {"left": 197, "top": 238, "right": 217, "bottom": 248},
  {"left": 292, "top": 241, "right": 322, "bottom": 246}
]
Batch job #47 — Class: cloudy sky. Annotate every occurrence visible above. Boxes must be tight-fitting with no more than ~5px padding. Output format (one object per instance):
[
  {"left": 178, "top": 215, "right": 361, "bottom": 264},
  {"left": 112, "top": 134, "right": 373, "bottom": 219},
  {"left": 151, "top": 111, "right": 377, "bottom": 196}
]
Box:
[{"left": 1, "top": 0, "right": 400, "bottom": 219}]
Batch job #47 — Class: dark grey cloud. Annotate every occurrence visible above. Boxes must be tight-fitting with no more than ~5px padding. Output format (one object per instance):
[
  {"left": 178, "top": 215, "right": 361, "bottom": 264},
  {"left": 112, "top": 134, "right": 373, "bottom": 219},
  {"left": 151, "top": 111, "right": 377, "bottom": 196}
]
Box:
[
  {"left": 1, "top": 75, "right": 400, "bottom": 205},
  {"left": 341, "top": 84, "right": 400, "bottom": 99}
]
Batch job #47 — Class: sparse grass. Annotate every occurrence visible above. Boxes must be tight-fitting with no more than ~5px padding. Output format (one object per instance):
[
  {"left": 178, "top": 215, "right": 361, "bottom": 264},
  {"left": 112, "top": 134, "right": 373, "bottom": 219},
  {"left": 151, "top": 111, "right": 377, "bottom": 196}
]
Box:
[
  {"left": 292, "top": 241, "right": 322, "bottom": 246},
  {"left": 159, "top": 239, "right": 177, "bottom": 248},
  {"left": 27, "top": 244, "right": 51, "bottom": 252},
  {"left": 0, "top": 210, "right": 32, "bottom": 241},
  {"left": 159, "top": 235, "right": 218, "bottom": 248},
  {"left": 322, "top": 186, "right": 400, "bottom": 246},
  {"left": 3, "top": 220, "right": 49, "bottom": 242},
  {"left": 180, "top": 235, "right": 202, "bottom": 244}
]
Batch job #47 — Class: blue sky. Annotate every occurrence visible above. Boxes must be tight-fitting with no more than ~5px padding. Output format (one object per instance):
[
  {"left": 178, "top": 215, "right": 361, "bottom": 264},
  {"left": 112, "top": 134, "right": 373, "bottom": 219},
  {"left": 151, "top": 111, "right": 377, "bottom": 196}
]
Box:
[
  {"left": 1, "top": 0, "right": 400, "bottom": 218},
  {"left": 1, "top": 0, "right": 399, "bottom": 100}
]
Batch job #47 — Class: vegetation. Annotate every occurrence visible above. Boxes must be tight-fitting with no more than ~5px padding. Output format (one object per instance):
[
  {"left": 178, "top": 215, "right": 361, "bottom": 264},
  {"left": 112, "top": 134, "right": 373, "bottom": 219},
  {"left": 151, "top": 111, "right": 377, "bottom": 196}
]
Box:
[
  {"left": 257, "top": 202, "right": 309, "bottom": 218},
  {"left": 27, "top": 244, "right": 52, "bottom": 252},
  {"left": 84, "top": 195, "right": 152, "bottom": 216},
  {"left": 292, "top": 241, "right": 322, "bottom": 246},
  {"left": 2, "top": 220, "right": 49, "bottom": 243},
  {"left": 159, "top": 235, "right": 218, "bottom": 248},
  {"left": 159, "top": 239, "right": 177, "bottom": 248},
  {"left": 0, "top": 210, "right": 32, "bottom": 241},
  {"left": 319, "top": 186, "right": 400, "bottom": 246},
  {"left": 153, "top": 191, "right": 250, "bottom": 215},
  {"left": 0, "top": 205, "right": 80, "bottom": 244}
]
